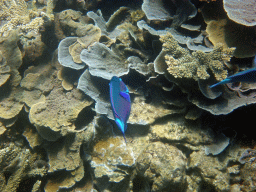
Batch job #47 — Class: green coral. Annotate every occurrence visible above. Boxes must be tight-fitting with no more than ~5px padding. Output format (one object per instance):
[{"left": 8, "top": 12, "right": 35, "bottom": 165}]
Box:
[{"left": 160, "top": 33, "right": 235, "bottom": 81}]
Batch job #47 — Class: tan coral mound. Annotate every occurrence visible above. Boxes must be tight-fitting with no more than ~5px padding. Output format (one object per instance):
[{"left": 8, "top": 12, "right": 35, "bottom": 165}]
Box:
[
  {"left": 29, "top": 88, "right": 93, "bottom": 140},
  {"left": 160, "top": 32, "right": 235, "bottom": 81},
  {"left": 129, "top": 96, "right": 185, "bottom": 125},
  {"left": 136, "top": 142, "right": 187, "bottom": 191},
  {"left": 0, "top": 87, "right": 24, "bottom": 120}
]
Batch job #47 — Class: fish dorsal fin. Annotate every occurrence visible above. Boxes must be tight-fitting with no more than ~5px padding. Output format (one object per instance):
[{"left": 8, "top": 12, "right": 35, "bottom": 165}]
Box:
[{"left": 119, "top": 91, "right": 131, "bottom": 102}]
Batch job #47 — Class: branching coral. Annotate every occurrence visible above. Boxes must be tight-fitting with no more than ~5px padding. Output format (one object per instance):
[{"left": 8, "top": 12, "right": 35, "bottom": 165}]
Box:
[
  {"left": 0, "top": 0, "right": 28, "bottom": 31},
  {"left": 0, "top": 0, "right": 49, "bottom": 36},
  {"left": 0, "top": 0, "right": 54, "bottom": 61},
  {"left": 160, "top": 32, "right": 235, "bottom": 81},
  {"left": 0, "top": 143, "right": 48, "bottom": 192}
]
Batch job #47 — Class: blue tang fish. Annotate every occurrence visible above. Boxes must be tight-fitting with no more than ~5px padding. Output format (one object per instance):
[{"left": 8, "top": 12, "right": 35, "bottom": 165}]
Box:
[{"left": 109, "top": 76, "right": 131, "bottom": 142}]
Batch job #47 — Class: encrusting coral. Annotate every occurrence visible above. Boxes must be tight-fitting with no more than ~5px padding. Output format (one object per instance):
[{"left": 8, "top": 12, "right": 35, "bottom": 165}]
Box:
[
  {"left": 0, "top": 143, "right": 48, "bottom": 192},
  {"left": 136, "top": 142, "right": 187, "bottom": 192},
  {"left": 29, "top": 87, "right": 93, "bottom": 141},
  {"left": 160, "top": 32, "right": 235, "bottom": 81}
]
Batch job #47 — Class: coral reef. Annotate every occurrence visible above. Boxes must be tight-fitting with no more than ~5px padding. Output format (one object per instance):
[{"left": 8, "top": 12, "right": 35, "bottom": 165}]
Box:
[
  {"left": 160, "top": 32, "right": 234, "bottom": 81},
  {"left": 142, "top": 0, "right": 197, "bottom": 28},
  {"left": 137, "top": 20, "right": 213, "bottom": 52},
  {"left": 142, "top": 0, "right": 172, "bottom": 21},
  {"left": 189, "top": 149, "right": 231, "bottom": 191},
  {"left": 29, "top": 87, "right": 93, "bottom": 141},
  {"left": 205, "top": 18, "right": 256, "bottom": 58},
  {"left": 0, "top": 0, "right": 54, "bottom": 62},
  {"left": 204, "top": 133, "right": 230, "bottom": 155},
  {"left": 80, "top": 42, "right": 129, "bottom": 80},
  {"left": 54, "top": 9, "right": 91, "bottom": 40},
  {"left": 0, "top": 1, "right": 256, "bottom": 191},
  {"left": 150, "top": 116, "right": 213, "bottom": 147},
  {"left": 201, "top": 1, "right": 256, "bottom": 58},
  {"left": 87, "top": 7, "right": 129, "bottom": 39},
  {"left": 240, "top": 159, "right": 256, "bottom": 191},
  {"left": 90, "top": 137, "right": 135, "bottom": 191}
]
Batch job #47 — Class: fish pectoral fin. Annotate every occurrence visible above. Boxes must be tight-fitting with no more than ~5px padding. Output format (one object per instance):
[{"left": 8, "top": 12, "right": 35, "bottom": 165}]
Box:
[
  {"left": 209, "top": 78, "right": 231, "bottom": 89},
  {"left": 119, "top": 91, "right": 131, "bottom": 102}
]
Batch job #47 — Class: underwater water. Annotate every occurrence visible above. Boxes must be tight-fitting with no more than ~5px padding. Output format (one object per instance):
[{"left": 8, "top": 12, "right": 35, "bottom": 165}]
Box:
[{"left": 0, "top": 0, "right": 256, "bottom": 191}]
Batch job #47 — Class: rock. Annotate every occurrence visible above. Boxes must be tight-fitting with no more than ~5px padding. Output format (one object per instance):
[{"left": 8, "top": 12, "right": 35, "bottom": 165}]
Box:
[
  {"left": 135, "top": 142, "right": 187, "bottom": 192},
  {"left": 90, "top": 137, "right": 135, "bottom": 191},
  {"left": 189, "top": 150, "right": 230, "bottom": 191}
]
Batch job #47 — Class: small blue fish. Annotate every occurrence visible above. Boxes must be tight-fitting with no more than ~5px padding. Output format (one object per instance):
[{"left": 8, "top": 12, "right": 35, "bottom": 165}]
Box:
[
  {"left": 209, "top": 68, "right": 256, "bottom": 88},
  {"left": 109, "top": 76, "right": 131, "bottom": 142}
]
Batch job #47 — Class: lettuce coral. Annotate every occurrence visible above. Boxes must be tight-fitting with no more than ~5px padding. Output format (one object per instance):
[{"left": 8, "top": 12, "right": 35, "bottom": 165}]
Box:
[
  {"left": 0, "top": 50, "right": 11, "bottom": 86},
  {"left": 160, "top": 32, "right": 235, "bottom": 81}
]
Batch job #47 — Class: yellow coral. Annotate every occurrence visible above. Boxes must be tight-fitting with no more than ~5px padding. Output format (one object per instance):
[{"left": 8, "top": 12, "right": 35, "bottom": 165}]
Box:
[
  {"left": 130, "top": 9, "right": 145, "bottom": 23},
  {"left": 0, "top": 0, "right": 53, "bottom": 36},
  {"left": 160, "top": 33, "right": 235, "bottom": 81}
]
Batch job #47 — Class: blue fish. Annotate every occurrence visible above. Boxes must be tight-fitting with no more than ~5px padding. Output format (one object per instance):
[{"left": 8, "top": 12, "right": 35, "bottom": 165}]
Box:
[
  {"left": 209, "top": 68, "right": 256, "bottom": 89},
  {"left": 109, "top": 76, "right": 131, "bottom": 142}
]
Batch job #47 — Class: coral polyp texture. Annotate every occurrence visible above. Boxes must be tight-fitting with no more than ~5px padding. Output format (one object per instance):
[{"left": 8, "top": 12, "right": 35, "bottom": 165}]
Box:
[
  {"left": 0, "top": 0, "right": 256, "bottom": 191},
  {"left": 160, "top": 32, "right": 234, "bottom": 81},
  {"left": 0, "top": 0, "right": 53, "bottom": 36},
  {"left": 223, "top": 0, "right": 256, "bottom": 26}
]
